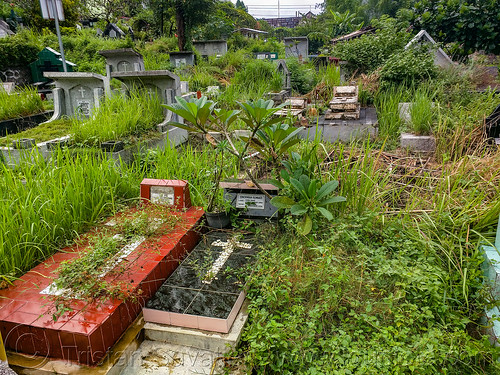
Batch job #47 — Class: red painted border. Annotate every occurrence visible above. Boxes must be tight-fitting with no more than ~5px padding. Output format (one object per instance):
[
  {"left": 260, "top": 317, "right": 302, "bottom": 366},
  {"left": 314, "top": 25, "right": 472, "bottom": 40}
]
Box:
[{"left": 0, "top": 206, "right": 204, "bottom": 366}]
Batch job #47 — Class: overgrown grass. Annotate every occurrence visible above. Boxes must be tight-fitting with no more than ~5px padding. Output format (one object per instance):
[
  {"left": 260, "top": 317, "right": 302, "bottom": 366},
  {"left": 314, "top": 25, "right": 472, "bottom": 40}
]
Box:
[
  {"left": 374, "top": 87, "right": 405, "bottom": 140},
  {"left": 410, "top": 87, "right": 436, "bottom": 135},
  {"left": 0, "top": 118, "right": 72, "bottom": 146},
  {"left": 0, "top": 87, "right": 45, "bottom": 121},
  {"left": 71, "top": 91, "right": 164, "bottom": 146},
  {"left": 0, "top": 150, "right": 138, "bottom": 281},
  {"left": 244, "top": 215, "right": 498, "bottom": 373}
]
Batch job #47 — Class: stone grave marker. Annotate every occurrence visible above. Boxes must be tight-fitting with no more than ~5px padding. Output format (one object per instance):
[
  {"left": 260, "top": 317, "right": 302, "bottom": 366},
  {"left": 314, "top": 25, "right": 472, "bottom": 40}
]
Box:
[
  {"left": 43, "top": 72, "right": 106, "bottom": 119},
  {"left": 99, "top": 48, "right": 145, "bottom": 74},
  {"left": 140, "top": 179, "right": 192, "bottom": 210},
  {"left": 255, "top": 52, "right": 278, "bottom": 60},
  {"left": 0, "top": 20, "right": 14, "bottom": 38},
  {"left": 405, "top": 30, "right": 453, "bottom": 68},
  {"left": 169, "top": 51, "right": 196, "bottom": 67},
  {"left": 29, "top": 47, "right": 76, "bottom": 83},
  {"left": 103, "top": 22, "right": 126, "bottom": 38},
  {"left": 220, "top": 181, "right": 279, "bottom": 219},
  {"left": 284, "top": 36, "right": 309, "bottom": 61},
  {"left": 193, "top": 40, "right": 227, "bottom": 58}
]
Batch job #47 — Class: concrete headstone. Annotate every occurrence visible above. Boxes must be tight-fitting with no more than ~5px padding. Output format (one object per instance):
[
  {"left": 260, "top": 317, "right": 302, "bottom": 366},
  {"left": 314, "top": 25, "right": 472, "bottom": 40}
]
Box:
[
  {"left": 284, "top": 37, "right": 309, "bottom": 61},
  {"left": 43, "top": 72, "right": 106, "bottom": 120},
  {"left": 193, "top": 40, "right": 227, "bottom": 58},
  {"left": 99, "top": 48, "right": 145, "bottom": 74},
  {"left": 405, "top": 30, "right": 453, "bottom": 68},
  {"left": 169, "top": 51, "right": 196, "bottom": 67}
]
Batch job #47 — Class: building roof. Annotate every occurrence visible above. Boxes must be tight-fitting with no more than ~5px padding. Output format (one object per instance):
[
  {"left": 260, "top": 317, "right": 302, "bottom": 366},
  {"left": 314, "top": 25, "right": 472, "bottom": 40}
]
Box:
[
  {"left": 331, "top": 27, "right": 376, "bottom": 44},
  {"left": 234, "top": 28, "right": 268, "bottom": 34}
]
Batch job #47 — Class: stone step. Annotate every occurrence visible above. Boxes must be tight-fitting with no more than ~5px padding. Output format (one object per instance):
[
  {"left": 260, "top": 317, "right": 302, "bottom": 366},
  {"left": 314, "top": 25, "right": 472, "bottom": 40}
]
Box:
[
  {"left": 143, "top": 301, "right": 249, "bottom": 354},
  {"left": 120, "top": 341, "right": 225, "bottom": 375}
]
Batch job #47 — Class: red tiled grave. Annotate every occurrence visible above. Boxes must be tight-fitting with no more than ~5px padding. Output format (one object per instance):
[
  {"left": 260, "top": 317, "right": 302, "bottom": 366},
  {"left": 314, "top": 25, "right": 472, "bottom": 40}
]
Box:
[{"left": 0, "top": 205, "right": 204, "bottom": 366}]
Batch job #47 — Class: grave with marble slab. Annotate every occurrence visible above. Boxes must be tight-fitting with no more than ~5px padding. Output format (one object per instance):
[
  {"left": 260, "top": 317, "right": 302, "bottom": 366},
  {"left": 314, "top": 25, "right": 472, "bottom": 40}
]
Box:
[
  {"left": 220, "top": 181, "right": 279, "bottom": 220},
  {"left": 0, "top": 179, "right": 204, "bottom": 367},
  {"left": 143, "top": 231, "right": 256, "bottom": 333}
]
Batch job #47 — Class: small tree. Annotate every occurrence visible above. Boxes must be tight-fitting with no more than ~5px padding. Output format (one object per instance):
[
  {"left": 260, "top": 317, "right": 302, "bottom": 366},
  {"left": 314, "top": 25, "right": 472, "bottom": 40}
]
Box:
[{"left": 168, "top": 0, "right": 215, "bottom": 51}]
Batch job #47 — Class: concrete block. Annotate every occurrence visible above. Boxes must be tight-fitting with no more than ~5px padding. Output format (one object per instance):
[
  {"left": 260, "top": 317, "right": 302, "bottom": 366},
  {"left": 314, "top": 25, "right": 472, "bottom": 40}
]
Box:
[
  {"left": 144, "top": 301, "right": 248, "bottom": 354},
  {"left": 400, "top": 132, "right": 436, "bottom": 152}
]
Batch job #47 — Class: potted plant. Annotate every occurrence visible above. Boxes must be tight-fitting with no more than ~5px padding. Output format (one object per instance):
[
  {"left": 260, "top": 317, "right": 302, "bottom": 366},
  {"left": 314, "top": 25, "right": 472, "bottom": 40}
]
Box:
[{"left": 204, "top": 140, "right": 232, "bottom": 228}]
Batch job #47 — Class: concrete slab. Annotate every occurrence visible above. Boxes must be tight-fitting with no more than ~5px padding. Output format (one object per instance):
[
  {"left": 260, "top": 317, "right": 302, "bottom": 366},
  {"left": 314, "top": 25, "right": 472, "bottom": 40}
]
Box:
[
  {"left": 120, "top": 341, "right": 224, "bottom": 375},
  {"left": 299, "top": 107, "right": 378, "bottom": 143},
  {"left": 144, "top": 301, "right": 249, "bottom": 353},
  {"left": 400, "top": 132, "right": 436, "bottom": 152}
]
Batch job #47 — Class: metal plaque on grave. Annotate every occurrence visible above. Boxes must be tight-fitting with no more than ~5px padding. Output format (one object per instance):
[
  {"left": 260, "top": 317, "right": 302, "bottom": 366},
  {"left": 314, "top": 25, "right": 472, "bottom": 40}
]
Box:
[
  {"left": 70, "top": 85, "right": 93, "bottom": 117},
  {"left": 220, "top": 181, "right": 279, "bottom": 219}
]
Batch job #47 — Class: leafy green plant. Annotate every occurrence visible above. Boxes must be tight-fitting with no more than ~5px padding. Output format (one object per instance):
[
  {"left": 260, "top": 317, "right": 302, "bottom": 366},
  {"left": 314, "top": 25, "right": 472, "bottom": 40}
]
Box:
[
  {"left": 239, "top": 123, "right": 302, "bottom": 165},
  {"left": 285, "top": 58, "right": 317, "bottom": 95},
  {"left": 166, "top": 96, "right": 216, "bottom": 134},
  {"left": 271, "top": 175, "right": 346, "bottom": 235},
  {"left": 379, "top": 47, "right": 437, "bottom": 87},
  {"left": 331, "top": 16, "right": 411, "bottom": 75}
]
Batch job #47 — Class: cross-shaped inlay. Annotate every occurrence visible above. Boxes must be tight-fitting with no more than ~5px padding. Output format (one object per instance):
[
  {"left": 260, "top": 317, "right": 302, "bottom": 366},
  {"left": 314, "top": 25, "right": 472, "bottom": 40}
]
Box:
[
  {"left": 202, "top": 237, "right": 252, "bottom": 284},
  {"left": 78, "top": 87, "right": 86, "bottom": 97}
]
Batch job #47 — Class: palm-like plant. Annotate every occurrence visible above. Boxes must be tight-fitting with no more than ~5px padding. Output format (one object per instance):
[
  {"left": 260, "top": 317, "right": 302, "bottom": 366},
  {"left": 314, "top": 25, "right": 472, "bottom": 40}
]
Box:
[{"left": 239, "top": 123, "right": 303, "bottom": 165}]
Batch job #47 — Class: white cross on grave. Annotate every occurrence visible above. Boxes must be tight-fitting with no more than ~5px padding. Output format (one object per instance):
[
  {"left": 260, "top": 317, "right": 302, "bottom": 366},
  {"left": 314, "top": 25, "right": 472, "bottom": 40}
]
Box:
[
  {"left": 202, "top": 238, "right": 252, "bottom": 284},
  {"left": 78, "top": 87, "right": 86, "bottom": 98}
]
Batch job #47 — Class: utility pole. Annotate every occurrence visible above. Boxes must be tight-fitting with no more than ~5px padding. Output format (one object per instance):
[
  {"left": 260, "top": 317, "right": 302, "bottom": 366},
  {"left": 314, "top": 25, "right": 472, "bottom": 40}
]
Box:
[
  {"left": 278, "top": 0, "right": 280, "bottom": 18},
  {"left": 40, "top": 0, "right": 67, "bottom": 72}
]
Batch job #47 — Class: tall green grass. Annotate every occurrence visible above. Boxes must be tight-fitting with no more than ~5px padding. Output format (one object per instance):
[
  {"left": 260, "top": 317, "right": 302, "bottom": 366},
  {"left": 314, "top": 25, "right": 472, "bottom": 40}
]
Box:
[
  {"left": 409, "top": 86, "right": 436, "bottom": 135},
  {"left": 0, "top": 119, "right": 72, "bottom": 146},
  {"left": 71, "top": 91, "right": 163, "bottom": 146},
  {"left": 374, "top": 87, "right": 405, "bottom": 139},
  {"left": 0, "top": 150, "right": 138, "bottom": 281},
  {"left": 0, "top": 87, "right": 45, "bottom": 121}
]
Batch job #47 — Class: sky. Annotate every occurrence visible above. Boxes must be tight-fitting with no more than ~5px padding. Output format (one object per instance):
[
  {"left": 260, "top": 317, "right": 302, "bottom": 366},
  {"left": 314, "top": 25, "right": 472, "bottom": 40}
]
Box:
[{"left": 230, "top": 0, "right": 324, "bottom": 19}]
